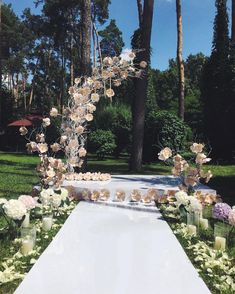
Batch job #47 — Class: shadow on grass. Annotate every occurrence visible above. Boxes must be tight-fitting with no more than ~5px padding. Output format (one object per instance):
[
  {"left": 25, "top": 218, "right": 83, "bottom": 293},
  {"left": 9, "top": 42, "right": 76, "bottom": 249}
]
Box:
[
  {"left": 0, "top": 160, "right": 37, "bottom": 169},
  {"left": 209, "top": 176, "right": 235, "bottom": 205},
  {"left": 0, "top": 171, "right": 36, "bottom": 177}
]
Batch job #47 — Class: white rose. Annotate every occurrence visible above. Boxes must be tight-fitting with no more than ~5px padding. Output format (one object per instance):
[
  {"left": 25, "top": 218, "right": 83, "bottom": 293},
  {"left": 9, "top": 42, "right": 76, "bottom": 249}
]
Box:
[{"left": 3, "top": 199, "right": 27, "bottom": 220}]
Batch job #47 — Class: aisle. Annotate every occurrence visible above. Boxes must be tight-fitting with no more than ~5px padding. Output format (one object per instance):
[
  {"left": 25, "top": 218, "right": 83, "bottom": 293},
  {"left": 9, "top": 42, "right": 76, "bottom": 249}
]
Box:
[{"left": 15, "top": 201, "right": 210, "bottom": 294}]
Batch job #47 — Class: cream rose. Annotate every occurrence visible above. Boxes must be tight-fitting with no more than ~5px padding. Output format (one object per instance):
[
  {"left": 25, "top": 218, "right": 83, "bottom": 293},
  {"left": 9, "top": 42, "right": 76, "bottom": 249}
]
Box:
[
  {"left": 195, "top": 153, "right": 211, "bottom": 165},
  {"left": 19, "top": 126, "right": 28, "bottom": 136},
  {"left": 50, "top": 108, "right": 58, "bottom": 117},
  {"left": 91, "top": 93, "right": 100, "bottom": 102},
  {"left": 42, "top": 118, "right": 51, "bottom": 127},
  {"left": 190, "top": 143, "right": 204, "bottom": 154},
  {"left": 158, "top": 147, "right": 172, "bottom": 161},
  {"left": 37, "top": 143, "right": 48, "bottom": 154}
]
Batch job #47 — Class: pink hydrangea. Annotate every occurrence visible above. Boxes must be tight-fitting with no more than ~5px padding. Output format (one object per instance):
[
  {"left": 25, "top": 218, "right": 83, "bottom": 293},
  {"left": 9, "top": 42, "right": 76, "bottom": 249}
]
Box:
[
  {"left": 228, "top": 209, "right": 235, "bottom": 226},
  {"left": 18, "top": 195, "right": 37, "bottom": 210}
]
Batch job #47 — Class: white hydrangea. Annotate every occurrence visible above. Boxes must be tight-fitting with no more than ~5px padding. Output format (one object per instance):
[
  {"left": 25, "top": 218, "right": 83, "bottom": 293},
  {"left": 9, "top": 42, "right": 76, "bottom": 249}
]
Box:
[
  {"left": 40, "top": 188, "right": 55, "bottom": 205},
  {"left": 188, "top": 196, "right": 202, "bottom": 212},
  {"left": 51, "top": 194, "right": 62, "bottom": 208},
  {"left": 175, "top": 191, "right": 189, "bottom": 206},
  {"left": 3, "top": 199, "right": 27, "bottom": 220},
  {"left": 0, "top": 198, "right": 8, "bottom": 205}
]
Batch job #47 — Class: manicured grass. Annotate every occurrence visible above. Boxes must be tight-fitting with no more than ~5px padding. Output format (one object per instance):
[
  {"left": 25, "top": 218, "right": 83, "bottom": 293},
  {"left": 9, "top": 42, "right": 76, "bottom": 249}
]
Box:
[
  {"left": 0, "top": 153, "right": 39, "bottom": 199},
  {"left": 0, "top": 152, "right": 234, "bottom": 204}
]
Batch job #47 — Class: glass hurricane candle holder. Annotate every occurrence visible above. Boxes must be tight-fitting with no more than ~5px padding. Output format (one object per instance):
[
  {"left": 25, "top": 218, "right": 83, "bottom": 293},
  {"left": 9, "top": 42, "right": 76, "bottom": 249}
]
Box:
[
  {"left": 130, "top": 190, "right": 142, "bottom": 202},
  {"left": 214, "top": 222, "right": 231, "bottom": 239},
  {"left": 90, "top": 190, "right": 100, "bottom": 201},
  {"left": 20, "top": 226, "right": 36, "bottom": 255},
  {"left": 187, "top": 211, "right": 201, "bottom": 227},
  {"left": 20, "top": 226, "right": 36, "bottom": 245},
  {"left": 202, "top": 205, "right": 213, "bottom": 219},
  {"left": 115, "top": 190, "right": 126, "bottom": 202},
  {"left": 99, "top": 189, "right": 110, "bottom": 201}
]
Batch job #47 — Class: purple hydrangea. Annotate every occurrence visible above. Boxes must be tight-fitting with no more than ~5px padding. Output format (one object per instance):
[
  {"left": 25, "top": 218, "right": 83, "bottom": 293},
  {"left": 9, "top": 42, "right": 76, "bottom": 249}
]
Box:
[{"left": 213, "top": 203, "right": 232, "bottom": 221}]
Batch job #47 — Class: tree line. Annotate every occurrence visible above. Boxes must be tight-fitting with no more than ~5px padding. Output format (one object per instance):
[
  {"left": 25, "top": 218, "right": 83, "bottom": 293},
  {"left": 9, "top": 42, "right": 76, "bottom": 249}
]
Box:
[{"left": 0, "top": 0, "right": 235, "bottom": 170}]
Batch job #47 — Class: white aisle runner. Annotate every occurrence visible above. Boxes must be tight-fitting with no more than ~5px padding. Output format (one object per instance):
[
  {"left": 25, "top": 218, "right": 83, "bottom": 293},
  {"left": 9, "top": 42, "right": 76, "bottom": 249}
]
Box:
[{"left": 15, "top": 201, "right": 210, "bottom": 294}]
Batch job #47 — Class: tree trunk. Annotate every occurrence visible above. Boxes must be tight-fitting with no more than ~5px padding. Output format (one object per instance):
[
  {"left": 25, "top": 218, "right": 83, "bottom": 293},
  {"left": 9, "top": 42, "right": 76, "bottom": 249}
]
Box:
[
  {"left": 80, "top": 0, "right": 91, "bottom": 76},
  {"left": 130, "top": 0, "right": 154, "bottom": 172},
  {"left": 136, "top": 0, "right": 143, "bottom": 27},
  {"left": 176, "top": 0, "right": 185, "bottom": 120},
  {"left": 232, "top": 0, "right": 235, "bottom": 42}
]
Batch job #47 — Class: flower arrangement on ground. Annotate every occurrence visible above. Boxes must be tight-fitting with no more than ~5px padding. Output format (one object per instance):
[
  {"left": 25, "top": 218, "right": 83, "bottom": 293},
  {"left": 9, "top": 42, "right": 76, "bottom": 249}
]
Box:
[{"left": 158, "top": 143, "right": 212, "bottom": 194}]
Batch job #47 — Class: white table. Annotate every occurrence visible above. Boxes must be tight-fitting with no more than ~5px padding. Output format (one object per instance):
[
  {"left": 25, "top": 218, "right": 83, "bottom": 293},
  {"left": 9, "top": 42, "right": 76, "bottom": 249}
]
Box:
[{"left": 15, "top": 176, "right": 212, "bottom": 294}]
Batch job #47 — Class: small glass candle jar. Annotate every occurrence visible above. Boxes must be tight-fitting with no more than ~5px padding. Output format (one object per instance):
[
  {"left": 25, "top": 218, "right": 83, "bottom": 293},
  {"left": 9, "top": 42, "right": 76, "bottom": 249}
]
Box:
[{"left": 42, "top": 215, "right": 53, "bottom": 231}]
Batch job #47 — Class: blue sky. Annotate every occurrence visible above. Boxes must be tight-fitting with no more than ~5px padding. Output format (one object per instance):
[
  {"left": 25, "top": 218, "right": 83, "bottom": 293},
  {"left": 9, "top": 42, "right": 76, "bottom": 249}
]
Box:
[{"left": 4, "top": 0, "right": 233, "bottom": 70}]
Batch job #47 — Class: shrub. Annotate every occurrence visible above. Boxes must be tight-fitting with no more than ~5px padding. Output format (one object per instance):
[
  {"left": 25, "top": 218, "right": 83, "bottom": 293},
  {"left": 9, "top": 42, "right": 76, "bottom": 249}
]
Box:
[
  {"left": 88, "top": 129, "right": 116, "bottom": 160},
  {"left": 93, "top": 104, "right": 132, "bottom": 157},
  {"left": 143, "top": 110, "right": 192, "bottom": 162}
]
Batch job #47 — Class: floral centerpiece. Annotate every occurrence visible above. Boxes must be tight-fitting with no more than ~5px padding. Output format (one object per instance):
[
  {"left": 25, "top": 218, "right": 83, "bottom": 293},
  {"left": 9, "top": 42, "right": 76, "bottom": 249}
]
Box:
[{"left": 0, "top": 195, "right": 37, "bottom": 238}]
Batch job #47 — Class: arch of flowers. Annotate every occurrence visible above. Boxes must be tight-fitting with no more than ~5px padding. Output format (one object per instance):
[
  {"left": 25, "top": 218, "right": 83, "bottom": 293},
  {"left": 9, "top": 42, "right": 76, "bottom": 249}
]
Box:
[{"left": 20, "top": 49, "right": 147, "bottom": 188}]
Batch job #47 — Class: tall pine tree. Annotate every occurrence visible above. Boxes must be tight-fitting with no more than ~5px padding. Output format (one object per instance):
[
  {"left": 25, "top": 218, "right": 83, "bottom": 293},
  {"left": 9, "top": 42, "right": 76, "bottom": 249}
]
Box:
[{"left": 201, "top": 0, "right": 232, "bottom": 160}]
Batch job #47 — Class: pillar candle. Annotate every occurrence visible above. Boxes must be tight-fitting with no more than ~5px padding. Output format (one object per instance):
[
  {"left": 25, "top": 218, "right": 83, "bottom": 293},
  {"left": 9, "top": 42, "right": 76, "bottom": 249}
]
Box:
[
  {"left": 42, "top": 216, "right": 53, "bottom": 231},
  {"left": 214, "top": 236, "right": 226, "bottom": 251},
  {"left": 188, "top": 225, "right": 197, "bottom": 236},
  {"left": 21, "top": 239, "right": 34, "bottom": 255},
  {"left": 199, "top": 218, "right": 209, "bottom": 230}
]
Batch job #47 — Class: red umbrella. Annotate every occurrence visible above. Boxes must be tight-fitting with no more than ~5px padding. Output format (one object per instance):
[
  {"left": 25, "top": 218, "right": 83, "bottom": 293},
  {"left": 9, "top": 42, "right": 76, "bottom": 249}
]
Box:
[{"left": 8, "top": 119, "right": 33, "bottom": 127}]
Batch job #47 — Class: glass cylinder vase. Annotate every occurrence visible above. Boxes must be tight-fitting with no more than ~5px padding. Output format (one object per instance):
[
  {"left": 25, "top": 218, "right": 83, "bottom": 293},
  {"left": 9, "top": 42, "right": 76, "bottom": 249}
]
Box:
[
  {"left": 187, "top": 211, "right": 201, "bottom": 227},
  {"left": 214, "top": 222, "right": 231, "bottom": 239}
]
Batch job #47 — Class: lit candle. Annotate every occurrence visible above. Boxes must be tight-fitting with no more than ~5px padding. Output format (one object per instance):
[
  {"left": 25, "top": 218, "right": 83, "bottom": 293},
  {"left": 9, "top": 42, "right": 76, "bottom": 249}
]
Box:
[
  {"left": 188, "top": 225, "right": 197, "bottom": 236},
  {"left": 22, "top": 212, "right": 30, "bottom": 228},
  {"left": 214, "top": 236, "right": 226, "bottom": 251},
  {"left": 42, "top": 216, "right": 53, "bottom": 231},
  {"left": 199, "top": 218, "right": 209, "bottom": 230},
  {"left": 21, "top": 239, "right": 34, "bottom": 255}
]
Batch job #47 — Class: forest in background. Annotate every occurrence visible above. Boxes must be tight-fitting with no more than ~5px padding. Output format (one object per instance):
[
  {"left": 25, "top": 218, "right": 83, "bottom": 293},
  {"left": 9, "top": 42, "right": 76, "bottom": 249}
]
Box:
[{"left": 0, "top": 0, "right": 235, "bottom": 168}]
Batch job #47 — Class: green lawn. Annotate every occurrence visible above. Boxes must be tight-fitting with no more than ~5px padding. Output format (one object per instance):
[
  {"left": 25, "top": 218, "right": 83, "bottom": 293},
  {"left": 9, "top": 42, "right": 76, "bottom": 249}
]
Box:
[{"left": 0, "top": 152, "right": 234, "bottom": 205}]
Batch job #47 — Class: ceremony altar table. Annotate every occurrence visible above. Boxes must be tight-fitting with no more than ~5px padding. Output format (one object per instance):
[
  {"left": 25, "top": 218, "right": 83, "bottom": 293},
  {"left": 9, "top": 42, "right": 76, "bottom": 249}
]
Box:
[{"left": 14, "top": 175, "right": 212, "bottom": 294}]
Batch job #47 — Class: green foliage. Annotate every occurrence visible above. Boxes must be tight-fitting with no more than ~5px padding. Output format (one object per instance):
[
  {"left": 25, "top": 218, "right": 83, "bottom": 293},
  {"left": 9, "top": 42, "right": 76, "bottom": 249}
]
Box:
[
  {"left": 88, "top": 129, "right": 116, "bottom": 160},
  {"left": 93, "top": 104, "right": 132, "bottom": 157},
  {"left": 99, "top": 19, "right": 124, "bottom": 57},
  {"left": 201, "top": 0, "right": 233, "bottom": 160},
  {"left": 143, "top": 110, "right": 192, "bottom": 162}
]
